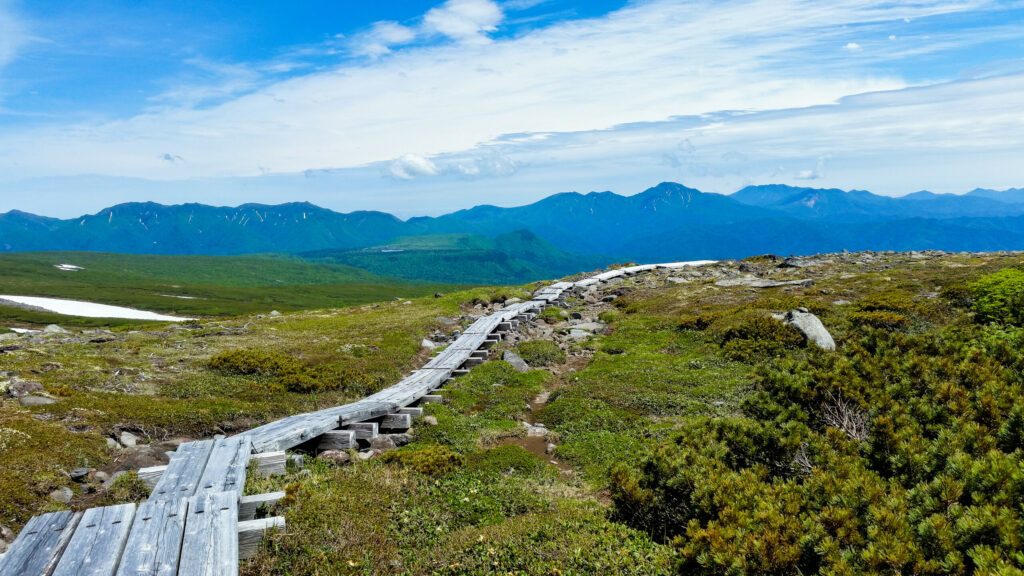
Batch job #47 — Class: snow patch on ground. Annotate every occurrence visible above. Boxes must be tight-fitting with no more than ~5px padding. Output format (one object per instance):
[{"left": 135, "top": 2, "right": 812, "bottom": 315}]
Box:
[
  {"left": 0, "top": 295, "right": 193, "bottom": 321},
  {"left": 54, "top": 264, "right": 84, "bottom": 271},
  {"left": 160, "top": 294, "right": 199, "bottom": 300},
  {"left": 9, "top": 327, "right": 39, "bottom": 334}
]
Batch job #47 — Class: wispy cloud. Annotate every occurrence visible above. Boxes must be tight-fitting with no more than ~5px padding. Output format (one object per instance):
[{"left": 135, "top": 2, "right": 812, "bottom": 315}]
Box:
[
  {"left": 0, "top": 0, "right": 1020, "bottom": 200},
  {"left": 0, "top": 0, "right": 30, "bottom": 70}
]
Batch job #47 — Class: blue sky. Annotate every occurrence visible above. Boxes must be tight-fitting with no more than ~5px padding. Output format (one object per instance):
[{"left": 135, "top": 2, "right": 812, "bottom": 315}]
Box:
[{"left": 0, "top": 0, "right": 1022, "bottom": 217}]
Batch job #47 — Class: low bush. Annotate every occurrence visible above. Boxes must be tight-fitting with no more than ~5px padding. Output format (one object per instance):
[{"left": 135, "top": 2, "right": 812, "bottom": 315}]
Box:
[
  {"left": 514, "top": 340, "right": 566, "bottom": 366},
  {"left": 719, "top": 314, "right": 806, "bottom": 362},
  {"left": 971, "top": 267, "right": 1024, "bottom": 326},
  {"left": 380, "top": 444, "right": 465, "bottom": 477},
  {"left": 207, "top": 348, "right": 332, "bottom": 393},
  {"left": 849, "top": 309, "right": 911, "bottom": 329}
]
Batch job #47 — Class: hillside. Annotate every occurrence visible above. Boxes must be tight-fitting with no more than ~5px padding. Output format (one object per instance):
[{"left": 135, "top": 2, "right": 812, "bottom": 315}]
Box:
[
  {"left": 0, "top": 252, "right": 453, "bottom": 324},
  {"left": 4, "top": 183, "right": 1024, "bottom": 278},
  {"left": 301, "top": 230, "right": 609, "bottom": 284},
  {"left": 2, "top": 251, "right": 1022, "bottom": 574}
]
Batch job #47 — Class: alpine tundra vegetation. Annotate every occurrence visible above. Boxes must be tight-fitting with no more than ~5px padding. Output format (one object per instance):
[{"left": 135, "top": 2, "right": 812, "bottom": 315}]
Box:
[{"left": 2, "top": 250, "right": 1022, "bottom": 574}]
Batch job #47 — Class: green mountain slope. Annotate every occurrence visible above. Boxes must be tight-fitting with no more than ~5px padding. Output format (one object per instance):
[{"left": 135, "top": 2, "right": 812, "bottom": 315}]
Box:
[{"left": 302, "top": 230, "right": 607, "bottom": 284}]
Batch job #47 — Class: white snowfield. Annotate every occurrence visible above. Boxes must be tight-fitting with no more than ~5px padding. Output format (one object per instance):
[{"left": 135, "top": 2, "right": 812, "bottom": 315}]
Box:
[{"left": 0, "top": 295, "right": 193, "bottom": 321}]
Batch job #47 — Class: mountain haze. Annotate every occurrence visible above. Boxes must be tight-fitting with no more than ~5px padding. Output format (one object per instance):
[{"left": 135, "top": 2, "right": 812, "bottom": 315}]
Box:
[{"left": 3, "top": 183, "right": 1024, "bottom": 275}]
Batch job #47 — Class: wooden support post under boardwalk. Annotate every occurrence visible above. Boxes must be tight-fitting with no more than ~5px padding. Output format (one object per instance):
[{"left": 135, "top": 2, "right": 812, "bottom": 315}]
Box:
[
  {"left": 379, "top": 413, "right": 412, "bottom": 432},
  {"left": 238, "top": 492, "right": 286, "bottom": 522},
  {"left": 398, "top": 406, "right": 423, "bottom": 418},
  {"left": 139, "top": 450, "right": 286, "bottom": 491},
  {"left": 317, "top": 429, "right": 357, "bottom": 451},
  {"left": 238, "top": 517, "right": 285, "bottom": 561},
  {"left": 344, "top": 422, "right": 378, "bottom": 440},
  {"left": 420, "top": 394, "right": 443, "bottom": 404}
]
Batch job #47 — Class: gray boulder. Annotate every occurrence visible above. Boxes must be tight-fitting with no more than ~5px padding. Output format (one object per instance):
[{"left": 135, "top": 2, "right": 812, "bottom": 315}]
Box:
[
  {"left": 502, "top": 350, "right": 530, "bottom": 373},
  {"left": 318, "top": 450, "right": 351, "bottom": 465},
  {"left": 119, "top": 431, "right": 139, "bottom": 447},
  {"left": 49, "top": 486, "right": 73, "bottom": 504},
  {"left": 774, "top": 309, "right": 835, "bottom": 351},
  {"left": 44, "top": 324, "right": 69, "bottom": 334},
  {"left": 4, "top": 378, "right": 43, "bottom": 398},
  {"left": 19, "top": 395, "right": 56, "bottom": 407}
]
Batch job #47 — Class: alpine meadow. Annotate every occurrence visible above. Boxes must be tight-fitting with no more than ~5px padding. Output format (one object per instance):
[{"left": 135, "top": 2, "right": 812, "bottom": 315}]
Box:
[{"left": 1, "top": 1, "right": 1023, "bottom": 575}]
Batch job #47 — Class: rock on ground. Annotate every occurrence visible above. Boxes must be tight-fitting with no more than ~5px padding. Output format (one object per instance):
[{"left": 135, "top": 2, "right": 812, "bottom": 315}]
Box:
[
  {"left": 774, "top": 308, "right": 836, "bottom": 351},
  {"left": 318, "top": 450, "right": 351, "bottom": 465},
  {"left": 49, "top": 486, "right": 73, "bottom": 503},
  {"left": 502, "top": 350, "right": 530, "bottom": 372},
  {"left": 119, "top": 431, "right": 139, "bottom": 447},
  {"left": 716, "top": 276, "right": 814, "bottom": 288}
]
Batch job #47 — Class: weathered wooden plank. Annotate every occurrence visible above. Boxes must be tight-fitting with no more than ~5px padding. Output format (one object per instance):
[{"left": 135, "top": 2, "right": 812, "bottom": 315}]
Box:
[
  {"left": 237, "top": 517, "right": 284, "bottom": 561},
  {"left": 148, "top": 439, "right": 215, "bottom": 502},
  {"left": 196, "top": 436, "right": 251, "bottom": 496},
  {"left": 420, "top": 394, "right": 443, "bottom": 404},
  {"left": 238, "top": 492, "right": 285, "bottom": 522},
  {"left": 252, "top": 451, "right": 286, "bottom": 476},
  {"left": 379, "top": 413, "right": 412, "bottom": 432},
  {"left": 344, "top": 422, "right": 378, "bottom": 440},
  {"left": 316, "top": 430, "right": 356, "bottom": 451},
  {"left": 53, "top": 504, "right": 135, "bottom": 576},
  {"left": 138, "top": 465, "right": 168, "bottom": 489},
  {"left": 0, "top": 510, "right": 80, "bottom": 576},
  {"left": 179, "top": 491, "right": 238, "bottom": 576},
  {"left": 116, "top": 499, "right": 188, "bottom": 576},
  {"left": 398, "top": 406, "right": 423, "bottom": 418}
]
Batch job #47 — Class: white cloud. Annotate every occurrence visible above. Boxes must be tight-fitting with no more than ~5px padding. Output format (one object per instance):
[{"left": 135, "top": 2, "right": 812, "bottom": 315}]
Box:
[
  {"left": 794, "top": 154, "right": 831, "bottom": 180},
  {"left": 424, "top": 0, "right": 504, "bottom": 43},
  {"left": 349, "top": 21, "right": 417, "bottom": 58},
  {"left": 844, "top": 41, "right": 863, "bottom": 52},
  {"left": 385, "top": 153, "right": 440, "bottom": 179},
  {"left": 0, "top": 0, "right": 1017, "bottom": 187}
]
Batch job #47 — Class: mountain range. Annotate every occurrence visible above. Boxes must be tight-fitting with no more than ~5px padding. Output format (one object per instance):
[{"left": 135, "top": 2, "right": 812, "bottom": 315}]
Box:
[{"left": 2, "top": 183, "right": 1024, "bottom": 280}]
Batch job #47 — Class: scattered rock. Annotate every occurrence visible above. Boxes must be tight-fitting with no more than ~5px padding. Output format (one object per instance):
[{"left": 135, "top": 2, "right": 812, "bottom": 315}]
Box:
[
  {"left": 104, "top": 470, "right": 127, "bottom": 489},
  {"left": 357, "top": 450, "right": 375, "bottom": 461},
  {"left": 773, "top": 308, "right": 836, "bottom": 351},
  {"left": 4, "top": 378, "right": 43, "bottom": 398},
  {"left": 545, "top": 443, "right": 557, "bottom": 455},
  {"left": 40, "top": 362, "right": 63, "bottom": 372},
  {"left": 567, "top": 329, "right": 592, "bottom": 341},
  {"left": 369, "top": 435, "right": 396, "bottom": 452},
  {"left": 93, "top": 471, "right": 110, "bottom": 483},
  {"left": 19, "top": 395, "right": 56, "bottom": 407},
  {"left": 0, "top": 333, "right": 18, "bottom": 342},
  {"left": 49, "top": 486, "right": 73, "bottom": 504},
  {"left": 569, "top": 311, "right": 583, "bottom": 320},
  {"left": 69, "top": 467, "right": 91, "bottom": 482},
  {"left": 422, "top": 415, "right": 439, "bottom": 426},
  {"left": 434, "top": 293, "right": 444, "bottom": 298},
  {"left": 716, "top": 276, "right": 814, "bottom": 288},
  {"left": 289, "top": 454, "right": 306, "bottom": 469},
  {"left": 502, "top": 350, "right": 530, "bottom": 373},
  {"left": 119, "top": 431, "right": 139, "bottom": 447},
  {"left": 523, "top": 422, "right": 548, "bottom": 438},
  {"left": 318, "top": 450, "right": 351, "bottom": 465},
  {"left": 1, "top": 524, "right": 15, "bottom": 542},
  {"left": 268, "top": 310, "right": 282, "bottom": 317},
  {"left": 44, "top": 324, "right": 69, "bottom": 334},
  {"left": 106, "top": 437, "right": 120, "bottom": 450},
  {"left": 387, "top": 433, "right": 412, "bottom": 447},
  {"left": 533, "top": 391, "right": 550, "bottom": 406},
  {"left": 601, "top": 295, "right": 617, "bottom": 303},
  {"left": 421, "top": 338, "right": 437, "bottom": 350},
  {"left": 572, "top": 322, "right": 606, "bottom": 333}
]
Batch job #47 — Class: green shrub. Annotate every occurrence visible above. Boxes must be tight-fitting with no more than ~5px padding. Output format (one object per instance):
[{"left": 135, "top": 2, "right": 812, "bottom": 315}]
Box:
[
  {"left": 514, "top": 340, "right": 566, "bottom": 367},
  {"left": 538, "top": 306, "right": 565, "bottom": 324},
  {"left": 719, "top": 314, "right": 805, "bottom": 362},
  {"left": 467, "top": 445, "right": 550, "bottom": 477},
  {"left": 207, "top": 348, "right": 331, "bottom": 393},
  {"left": 208, "top": 348, "right": 298, "bottom": 377},
  {"left": 381, "top": 444, "right": 465, "bottom": 476},
  {"left": 850, "top": 310, "right": 911, "bottom": 330},
  {"left": 971, "top": 268, "right": 1024, "bottom": 326}
]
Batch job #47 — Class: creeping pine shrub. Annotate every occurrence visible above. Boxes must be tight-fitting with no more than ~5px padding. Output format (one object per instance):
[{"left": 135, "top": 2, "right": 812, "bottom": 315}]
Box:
[
  {"left": 207, "top": 348, "right": 328, "bottom": 393},
  {"left": 970, "top": 267, "right": 1024, "bottom": 326},
  {"left": 718, "top": 314, "right": 806, "bottom": 362},
  {"left": 538, "top": 306, "right": 565, "bottom": 324},
  {"left": 515, "top": 340, "right": 566, "bottom": 367}
]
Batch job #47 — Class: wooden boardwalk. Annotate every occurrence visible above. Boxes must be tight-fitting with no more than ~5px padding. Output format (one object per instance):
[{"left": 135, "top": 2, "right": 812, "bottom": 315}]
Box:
[{"left": 0, "top": 261, "right": 714, "bottom": 575}]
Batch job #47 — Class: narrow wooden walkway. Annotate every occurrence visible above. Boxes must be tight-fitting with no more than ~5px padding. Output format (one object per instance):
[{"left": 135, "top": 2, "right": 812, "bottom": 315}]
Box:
[{"left": 0, "top": 261, "right": 714, "bottom": 575}]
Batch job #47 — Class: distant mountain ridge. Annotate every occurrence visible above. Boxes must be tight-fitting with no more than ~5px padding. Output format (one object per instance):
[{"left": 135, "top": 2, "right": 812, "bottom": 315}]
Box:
[{"left": 2, "top": 183, "right": 1023, "bottom": 267}]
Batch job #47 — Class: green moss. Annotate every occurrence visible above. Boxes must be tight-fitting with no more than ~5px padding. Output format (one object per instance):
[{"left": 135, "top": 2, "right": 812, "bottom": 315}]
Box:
[
  {"left": 380, "top": 444, "right": 465, "bottom": 477},
  {"left": 514, "top": 340, "right": 566, "bottom": 367}
]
